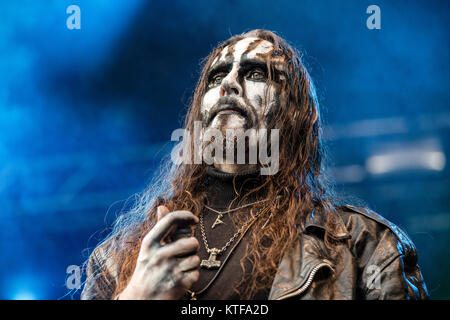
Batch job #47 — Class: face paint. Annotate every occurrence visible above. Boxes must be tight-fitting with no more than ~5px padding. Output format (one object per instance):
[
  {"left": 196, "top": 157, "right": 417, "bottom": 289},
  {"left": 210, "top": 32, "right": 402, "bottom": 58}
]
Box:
[{"left": 200, "top": 37, "right": 282, "bottom": 132}]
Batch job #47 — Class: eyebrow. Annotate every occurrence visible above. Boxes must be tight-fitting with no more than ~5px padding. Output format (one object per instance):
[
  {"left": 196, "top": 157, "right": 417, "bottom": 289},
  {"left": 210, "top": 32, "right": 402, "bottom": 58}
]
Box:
[
  {"left": 206, "top": 58, "right": 233, "bottom": 81},
  {"left": 207, "top": 57, "right": 268, "bottom": 80},
  {"left": 238, "top": 57, "right": 268, "bottom": 71}
]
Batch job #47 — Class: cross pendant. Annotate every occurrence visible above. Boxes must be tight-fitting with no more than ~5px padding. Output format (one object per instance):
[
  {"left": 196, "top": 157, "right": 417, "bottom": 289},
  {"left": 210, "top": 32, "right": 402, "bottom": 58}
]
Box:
[{"left": 200, "top": 248, "right": 221, "bottom": 269}]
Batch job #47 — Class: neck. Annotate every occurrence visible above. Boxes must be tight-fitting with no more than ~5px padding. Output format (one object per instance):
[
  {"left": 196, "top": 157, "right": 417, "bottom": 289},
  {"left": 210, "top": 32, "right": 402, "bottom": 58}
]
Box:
[
  {"left": 205, "top": 166, "right": 264, "bottom": 208},
  {"left": 213, "top": 162, "right": 259, "bottom": 174}
]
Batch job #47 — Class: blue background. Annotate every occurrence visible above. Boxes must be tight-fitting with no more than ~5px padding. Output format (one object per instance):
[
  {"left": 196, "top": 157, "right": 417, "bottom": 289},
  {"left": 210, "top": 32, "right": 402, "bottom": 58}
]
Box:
[{"left": 0, "top": 0, "right": 448, "bottom": 299}]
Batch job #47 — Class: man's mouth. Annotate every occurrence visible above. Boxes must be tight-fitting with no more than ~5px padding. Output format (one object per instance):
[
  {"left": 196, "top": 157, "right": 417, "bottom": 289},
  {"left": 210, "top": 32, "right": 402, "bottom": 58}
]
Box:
[
  {"left": 212, "top": 104, "right": 247, "bottom": 121},
  {"left": 204, "top": 98, "right": 255, "bottom": 128}
]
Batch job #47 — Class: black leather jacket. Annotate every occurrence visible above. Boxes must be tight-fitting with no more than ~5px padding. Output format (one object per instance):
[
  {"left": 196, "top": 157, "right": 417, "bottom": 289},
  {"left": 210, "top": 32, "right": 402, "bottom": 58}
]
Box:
[
  {"left": 268, "top": 204, "right": 428, "bottom": 300},
  {"left": 81, "top": 204, "right": 429, "bottom": 300}
]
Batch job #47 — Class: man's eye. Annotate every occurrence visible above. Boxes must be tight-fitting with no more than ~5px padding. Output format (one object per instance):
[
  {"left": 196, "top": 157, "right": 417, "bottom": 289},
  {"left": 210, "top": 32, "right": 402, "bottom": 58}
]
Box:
[
  {"left": 209, "top": 73, "right": 225, "bottom": 87},
  {"left": 247, "top": 69, "right": 266, "bottom": 81}
]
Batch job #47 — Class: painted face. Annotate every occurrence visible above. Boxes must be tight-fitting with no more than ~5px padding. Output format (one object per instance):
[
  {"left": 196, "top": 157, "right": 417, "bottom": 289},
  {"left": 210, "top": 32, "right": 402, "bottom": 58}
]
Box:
[{"left": 200, "top": 37, "right": 284, "bottom": 131}]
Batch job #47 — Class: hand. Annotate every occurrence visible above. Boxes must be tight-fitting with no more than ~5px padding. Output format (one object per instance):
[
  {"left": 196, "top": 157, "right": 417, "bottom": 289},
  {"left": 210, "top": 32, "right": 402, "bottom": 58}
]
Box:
[{"left": 118, "top": 206, "right": 200, "bottom": 300}]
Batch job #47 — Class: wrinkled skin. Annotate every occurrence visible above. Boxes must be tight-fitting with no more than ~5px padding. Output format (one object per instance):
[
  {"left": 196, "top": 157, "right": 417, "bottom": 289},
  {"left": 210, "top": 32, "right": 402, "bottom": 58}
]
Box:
[{"left": 118, "top": 206, "right": 200, "bottom": 300}]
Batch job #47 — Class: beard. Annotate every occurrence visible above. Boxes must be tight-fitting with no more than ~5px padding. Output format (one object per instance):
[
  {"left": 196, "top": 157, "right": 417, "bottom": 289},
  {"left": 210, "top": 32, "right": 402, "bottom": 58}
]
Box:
[
  {"left": 202, "top": 118, "right": 260, "bottom": 167},
  {"left": 199, "top": 93, "right": 280, "bottom": 167}
]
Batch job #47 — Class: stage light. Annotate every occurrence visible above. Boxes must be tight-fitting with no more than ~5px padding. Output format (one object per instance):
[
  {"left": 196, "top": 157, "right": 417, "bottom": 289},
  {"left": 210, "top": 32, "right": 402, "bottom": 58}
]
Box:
[
  {"left": 366, "top": 149, "right": 446, "bottom": 174},
  {"left": 11, "top": 290, "right": 37, "bottom": 300}
]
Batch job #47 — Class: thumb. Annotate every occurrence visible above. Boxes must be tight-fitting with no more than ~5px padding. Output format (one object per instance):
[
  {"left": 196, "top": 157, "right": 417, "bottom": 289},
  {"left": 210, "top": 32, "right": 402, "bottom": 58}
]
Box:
[{"left": 157, "top": 205, "right": 170, "bottom": 222}]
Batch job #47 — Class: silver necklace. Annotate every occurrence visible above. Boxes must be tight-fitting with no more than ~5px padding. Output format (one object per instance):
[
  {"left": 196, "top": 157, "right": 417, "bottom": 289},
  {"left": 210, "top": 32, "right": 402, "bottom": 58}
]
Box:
[
  {"left": 199, "top": 208, "right": 263, "bottom": 269},
  {"left": 204, "top": 198, "right": 271, "bottom": 229}
]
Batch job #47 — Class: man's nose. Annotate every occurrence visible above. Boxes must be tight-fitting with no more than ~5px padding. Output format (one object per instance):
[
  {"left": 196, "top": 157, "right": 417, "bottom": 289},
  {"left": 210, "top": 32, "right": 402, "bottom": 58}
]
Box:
[{"left": 220, "top": 70, "right": 242, "bottom": 97}]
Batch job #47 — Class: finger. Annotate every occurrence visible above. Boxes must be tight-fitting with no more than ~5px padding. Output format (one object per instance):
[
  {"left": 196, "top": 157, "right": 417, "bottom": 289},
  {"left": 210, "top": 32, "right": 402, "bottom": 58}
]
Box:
[
  {"left": 144, "top": 211, "right": 199, "bottom": 245},
  {"left": 159, "top": 237, "right": 200, "bottom": 259},
  {"left": 176, "top": 255, "right": 201, "bottom": 272},
  {"left": 157, "top": 205, "right": 170, "bottom": 222},
  {"left": 179, "top": 269, "right": 200, "bottom": 289}
]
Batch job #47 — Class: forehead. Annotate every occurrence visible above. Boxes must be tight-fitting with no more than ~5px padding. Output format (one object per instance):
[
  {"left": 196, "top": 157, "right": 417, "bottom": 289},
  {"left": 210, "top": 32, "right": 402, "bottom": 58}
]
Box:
[{"left": 211, "top": 37, "right": 274, "bottom": 66}]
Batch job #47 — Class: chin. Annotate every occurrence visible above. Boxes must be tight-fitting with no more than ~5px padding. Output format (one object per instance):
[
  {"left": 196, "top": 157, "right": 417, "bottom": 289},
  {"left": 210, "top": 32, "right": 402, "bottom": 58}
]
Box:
[
  {"left": 213, "top": 115, "right": 248, "bottom": 131},
  {"left": 222, "top": 123, "right": 247, "bottom": 131}
]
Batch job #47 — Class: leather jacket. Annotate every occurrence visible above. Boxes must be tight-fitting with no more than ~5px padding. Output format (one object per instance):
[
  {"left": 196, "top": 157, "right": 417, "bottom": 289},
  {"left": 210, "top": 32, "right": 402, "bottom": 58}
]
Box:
[
  {"left": 268, "top": 204, "right": 428, "bottom": 300},
  {"left": 81, "top": 204, "right": 429, "bottom": 300}
]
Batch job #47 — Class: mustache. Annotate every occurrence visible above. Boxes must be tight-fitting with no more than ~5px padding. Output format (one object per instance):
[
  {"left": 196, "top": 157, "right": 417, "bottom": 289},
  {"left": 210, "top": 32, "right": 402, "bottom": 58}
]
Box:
[{"left": 204, "top": 96, "right": 256, "bottom": 127}]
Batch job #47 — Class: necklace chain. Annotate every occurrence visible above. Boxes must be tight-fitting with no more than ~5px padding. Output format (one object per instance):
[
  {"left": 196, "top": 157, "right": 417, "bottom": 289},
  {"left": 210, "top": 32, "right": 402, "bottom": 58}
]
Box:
[
  {"left": 203, "top": 198, "right": 270, "bottom": 215},
  {"left": 199, "top": 207, "right": 263, "bottom": 255},
  {"left": 188, "top": 207, "right": 264, "bottom": 300}
]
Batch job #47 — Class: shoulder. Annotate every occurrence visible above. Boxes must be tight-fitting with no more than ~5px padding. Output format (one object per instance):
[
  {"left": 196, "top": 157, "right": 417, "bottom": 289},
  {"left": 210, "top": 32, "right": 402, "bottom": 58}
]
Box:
[
  {"left": 334, "top": 205, "right": 429, "bottom": 299},
  {"left": 335, "top": 204, "right": 418, "bottom": 265}
]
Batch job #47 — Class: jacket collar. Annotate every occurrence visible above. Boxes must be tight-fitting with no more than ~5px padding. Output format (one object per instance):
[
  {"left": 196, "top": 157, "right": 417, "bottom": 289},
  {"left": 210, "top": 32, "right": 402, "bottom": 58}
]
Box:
[{"left": 303, "top": 206, "right": 351, "bottom": 240}]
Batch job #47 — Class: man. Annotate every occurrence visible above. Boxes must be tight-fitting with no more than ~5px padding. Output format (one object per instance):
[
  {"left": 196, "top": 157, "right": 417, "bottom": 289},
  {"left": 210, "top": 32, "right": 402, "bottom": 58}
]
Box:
[{"left": 81, "top": 29, "right": 428, "bottom": 300}]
